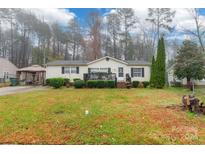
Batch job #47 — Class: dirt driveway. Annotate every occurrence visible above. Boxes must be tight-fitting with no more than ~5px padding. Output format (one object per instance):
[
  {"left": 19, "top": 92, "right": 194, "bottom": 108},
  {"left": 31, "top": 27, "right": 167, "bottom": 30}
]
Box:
[{"left": 0, "top": 86, "right": 47, "bottom": 96}]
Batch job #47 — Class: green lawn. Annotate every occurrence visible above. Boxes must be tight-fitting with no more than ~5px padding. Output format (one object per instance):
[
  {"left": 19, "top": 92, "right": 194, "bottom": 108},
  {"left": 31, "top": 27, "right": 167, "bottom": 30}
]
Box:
[{"left": 0, "top": 87, "right": 205, "bottom": 144}]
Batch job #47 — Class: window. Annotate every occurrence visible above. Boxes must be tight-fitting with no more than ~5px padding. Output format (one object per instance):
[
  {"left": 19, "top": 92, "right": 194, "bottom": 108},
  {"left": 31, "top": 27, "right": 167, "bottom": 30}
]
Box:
[
  {"left": 71, "top": 67, "right": 77, "bottom": 74},
  {"left": 63, "top": 67, "right": 78, "bottom": 74},
  {"left": 132, "top": 68, "right": 144, "bottom": 77},
  {"left": 90, "top": 68, "right": 108, "bottom": 73},
  {"left": 4, "top": 72, "right": 9, "bottom": 79},
  {"left": 118, "top": 67, "right": 123, "bottom": 77},
  {"left": 64, "top": 67, "right": 70, "bottom": 74}
]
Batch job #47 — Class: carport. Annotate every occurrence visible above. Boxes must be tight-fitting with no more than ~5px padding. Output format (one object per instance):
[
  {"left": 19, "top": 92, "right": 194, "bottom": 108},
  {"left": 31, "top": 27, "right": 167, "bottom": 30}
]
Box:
[{"left": 17, "top": 65, "right": 46, "bottom": 85}]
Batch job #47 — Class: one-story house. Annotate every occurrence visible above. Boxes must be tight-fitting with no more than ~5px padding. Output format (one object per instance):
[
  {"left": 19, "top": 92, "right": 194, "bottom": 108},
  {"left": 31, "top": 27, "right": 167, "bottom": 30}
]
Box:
[
  {"left": 46, "top": 56, "right": 151, "bottom": 82},
  {"left": 167, "top": 64, "right": 205, "bottom": 87},
  {"left": 0, "top": 57, "right": 18, "bottom": 83}
]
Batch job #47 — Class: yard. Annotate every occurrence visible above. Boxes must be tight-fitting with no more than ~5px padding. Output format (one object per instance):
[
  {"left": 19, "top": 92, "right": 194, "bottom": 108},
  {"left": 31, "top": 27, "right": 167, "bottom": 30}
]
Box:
[{"left": 0, "top": 87, "right": 205, "bottom": 144}]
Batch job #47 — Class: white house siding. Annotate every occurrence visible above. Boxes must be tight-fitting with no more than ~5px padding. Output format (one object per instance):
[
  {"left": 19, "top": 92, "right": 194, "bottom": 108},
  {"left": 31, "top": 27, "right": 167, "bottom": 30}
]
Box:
[
  {"left": 128, "top": 65, "right": 150, "bottom": 82},
  {"left": 0, "top": 58, "right": 17, "bottom": 81},
  {"left": 46, "top": 66, "right": 88, "bottom": 81},
  {"left": 46, "top": 56, "right": 151, "bottom": 82},
  {"left": 88, "top": 58, "right": 128, "bottom": 81}
]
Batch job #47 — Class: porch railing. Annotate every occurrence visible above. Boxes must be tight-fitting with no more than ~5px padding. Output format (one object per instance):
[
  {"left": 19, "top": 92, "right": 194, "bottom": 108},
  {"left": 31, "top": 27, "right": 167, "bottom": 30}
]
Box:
[{"left": 83, "top": 72, "right": 116, "bottom": 81}]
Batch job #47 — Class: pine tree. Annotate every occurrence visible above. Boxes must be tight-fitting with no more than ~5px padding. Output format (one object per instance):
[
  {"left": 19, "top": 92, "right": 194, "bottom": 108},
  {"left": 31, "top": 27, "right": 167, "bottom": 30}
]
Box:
[
  {"left": 155, "top": 37, "right": 166, "bottom": 88},
  {"left": 150, "top": 56, "right": 156, "bottom": 87}
]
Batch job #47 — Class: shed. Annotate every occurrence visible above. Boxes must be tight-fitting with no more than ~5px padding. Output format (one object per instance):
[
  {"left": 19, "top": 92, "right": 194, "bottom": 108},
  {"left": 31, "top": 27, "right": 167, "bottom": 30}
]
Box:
[{"left": 17, "top": 65, "right": 46, "bottom": 85}]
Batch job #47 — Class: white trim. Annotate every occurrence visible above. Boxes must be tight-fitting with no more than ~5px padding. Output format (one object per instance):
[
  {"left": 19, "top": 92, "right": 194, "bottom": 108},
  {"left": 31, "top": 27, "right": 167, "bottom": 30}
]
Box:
[{"left": 87, "top": 56, "right": 128, "bottom": 65}]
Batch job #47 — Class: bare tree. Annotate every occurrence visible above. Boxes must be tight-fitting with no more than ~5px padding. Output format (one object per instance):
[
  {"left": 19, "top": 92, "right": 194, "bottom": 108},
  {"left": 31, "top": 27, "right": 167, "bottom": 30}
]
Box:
[
  {"left": 87, "top": 11, "right": 102, "bottom": 60},
  {"left": 146, "top": 8, "right": 175, "bottom": 50},
  {"left": 117, "top": 8, "right": 137, "bottom": 60},
  {"left": 106, "top": 12, "right": 121, "bottom": 58},
  {"left": 184, "top": 8, "right": 205, "bottom": 52},
  {"left": 67, "top": 18, "right": 84, "bottom": 60}
]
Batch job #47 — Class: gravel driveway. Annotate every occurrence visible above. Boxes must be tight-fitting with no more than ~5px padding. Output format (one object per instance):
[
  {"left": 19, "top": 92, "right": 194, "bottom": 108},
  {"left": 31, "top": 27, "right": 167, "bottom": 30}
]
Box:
[{"left": 0, "top": 86, "right": 47, "bottom": 96}]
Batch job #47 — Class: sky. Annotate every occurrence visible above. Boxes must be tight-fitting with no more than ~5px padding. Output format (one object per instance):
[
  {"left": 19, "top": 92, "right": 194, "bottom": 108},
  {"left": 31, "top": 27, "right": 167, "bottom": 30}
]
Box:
[
  {"left": 28, "top": 8, "right": 205, "bottom": 42},
  {"left": 68, "top": 8, "right": 111, "bottom": 25}
]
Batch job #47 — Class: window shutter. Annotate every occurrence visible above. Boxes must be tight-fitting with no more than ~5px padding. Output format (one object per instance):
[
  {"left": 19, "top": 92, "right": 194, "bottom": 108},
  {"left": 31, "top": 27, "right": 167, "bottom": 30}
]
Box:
[
  {"left": 108, "top": 68, "right": 111, "bottom": 74},
  {"left": 142, "top": 68, "right": 144, "bottom": 77},
  {"left": 88, "top": 68, "right": 91, "bottom": 74},
  {"left": 76, "top": 67, "right": 79, "bottom": 74},
  {"left": 131, "top": 68, "right": 133, "bottom": 77},
  {"left": 62, "top": 67, "right": 64, "bottom": 74}
]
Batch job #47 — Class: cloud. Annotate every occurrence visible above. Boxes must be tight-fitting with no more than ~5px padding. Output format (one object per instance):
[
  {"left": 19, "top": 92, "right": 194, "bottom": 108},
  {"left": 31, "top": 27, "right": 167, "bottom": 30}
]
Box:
[
  {"left": 27, "top": 8, "right": 75, "bottom": 26},
  {"left": 104, "top": 8, "right": 205, "bottom": 41}
]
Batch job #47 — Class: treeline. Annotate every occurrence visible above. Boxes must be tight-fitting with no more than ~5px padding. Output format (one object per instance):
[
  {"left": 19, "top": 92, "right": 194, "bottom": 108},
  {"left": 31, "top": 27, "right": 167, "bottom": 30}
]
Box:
[{"left": 0, "top": 8, "right": 176, "bottom": 68}]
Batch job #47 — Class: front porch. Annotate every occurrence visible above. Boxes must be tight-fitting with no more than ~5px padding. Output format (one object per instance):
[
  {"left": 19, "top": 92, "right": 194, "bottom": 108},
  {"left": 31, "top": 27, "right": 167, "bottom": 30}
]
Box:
[
  {"left": 83, "top": 67, "right": 117, "bottom": 81},
  {"left": 83, "top": 72, "right": 117, "bottom": 81}
]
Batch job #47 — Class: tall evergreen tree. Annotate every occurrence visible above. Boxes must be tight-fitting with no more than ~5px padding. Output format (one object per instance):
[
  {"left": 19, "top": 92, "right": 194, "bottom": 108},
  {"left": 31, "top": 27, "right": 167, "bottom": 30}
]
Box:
[
  {"left": 155, "top": 37, "right": 166, "bottom": 88},
  {"left": 150, "top": 56, "right": 156, "bottom": 87}
]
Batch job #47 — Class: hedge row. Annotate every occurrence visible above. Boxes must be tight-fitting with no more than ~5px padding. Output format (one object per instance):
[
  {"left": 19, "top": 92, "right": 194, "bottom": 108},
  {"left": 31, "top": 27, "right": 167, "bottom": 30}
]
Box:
[
  {"left": 46, "top": 78, "right": 70, "bottom": 88},
  {"left": 46, "top": 78, "right": 150, "bottom": 89},
  {"left": 74, "top": 80, "right": 85, "bottom": 88},
  {"left": 74, "top": 80, "right": 115, "bottom": 88}
]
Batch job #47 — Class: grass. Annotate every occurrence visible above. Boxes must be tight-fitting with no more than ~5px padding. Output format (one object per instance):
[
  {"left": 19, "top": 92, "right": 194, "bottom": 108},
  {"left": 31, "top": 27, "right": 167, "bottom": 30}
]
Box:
[{"left": 0, "top": 87, "right": 205, "bottom": 144}]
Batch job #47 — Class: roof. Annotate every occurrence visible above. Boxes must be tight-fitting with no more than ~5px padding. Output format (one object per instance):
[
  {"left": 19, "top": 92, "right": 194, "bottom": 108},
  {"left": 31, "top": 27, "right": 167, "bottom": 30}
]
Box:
[
  {"left": 46, "top": 60, "right": 89, "bottom": 66},
  {"left": 126, "top": 60, "right": 151, "bottom": 66},
  {"left": 87, "top": 56, "right": 128, "bottom": 65},
  {"left": 17, "top": 65, "right": 46, "bottom": 72},
  {"left": 46, "top": 56, "right": 151, "bottom": 66},
  {"left": 0, "top": 57, "right": 18, "bottom": 69}
]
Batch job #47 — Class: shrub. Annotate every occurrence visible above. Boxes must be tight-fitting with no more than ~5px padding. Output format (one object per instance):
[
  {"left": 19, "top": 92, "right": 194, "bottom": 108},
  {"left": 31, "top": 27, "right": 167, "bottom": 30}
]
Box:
[
  {"left": 107, "top": 80, "right": 115, "bottom": 88},
  {"left": 64, "top": 78, "right": 70, "bottom": 86},
  {"left": 74, "top": 80, "right": 85, "bottom": 88},
  {"left": 73, "top": 78, "right": 81, "bottom": 82},
  {"left": 132, "top": 81, "right": 140, "bottom": 88},
  {"left": 49, "top": 78, "right": 64, "bottom": 88},
  {"left": 96, "top": 80, "right": 106, "bottom": 88},
  {"left": 142, "top": 81, "right": 150, "bottom": 88},
  {"left": 46, "top": 78, "right": 51, "bottom": 85},
  {"left": 87, "top": 80, "right": 97, "bottom": 88}
]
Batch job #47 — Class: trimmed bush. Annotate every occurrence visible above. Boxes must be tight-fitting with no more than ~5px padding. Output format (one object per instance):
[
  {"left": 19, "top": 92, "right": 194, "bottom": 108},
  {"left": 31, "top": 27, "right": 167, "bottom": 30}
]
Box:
[
  {"left": 49, "top": 78, "right": 64, "bottom": 88},
  {"left": 86, "top": 80, "right": 115, "bottom": 88},
  {"left": 142, "top": 81, "right": 150, "bottom": 88},
  {"left": 73, "top": 78, "right": 81, "bottom": 82},
  {"left": 132, "top": 81, "right": 140, "bottom": 88},
  {"left": 87, "top": 80, "right": 97, "bottom": 88},
  {"left": 46, "top": 78, "right": 51, "bottom": 85},
  {"left": 96, "top": 80, "right": 105, "bottom": 88},
  {"left": 74, "top": 80, "right": 85, "bottom": 88},
  {"left": 107, "top": 80, "right": 115, "bottom": 88}
]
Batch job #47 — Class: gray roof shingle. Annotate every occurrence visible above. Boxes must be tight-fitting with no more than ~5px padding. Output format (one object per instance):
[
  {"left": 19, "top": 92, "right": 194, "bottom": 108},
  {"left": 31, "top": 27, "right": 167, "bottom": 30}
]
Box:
[
  {"left": 126, "top": 60, "right": 151, "bottom": 66},
  {"left": 46, "top": 56, "right": 151, "bottom": 66},
  {"left": 46, "top": 60, "right": 89, "bottom": 66}
]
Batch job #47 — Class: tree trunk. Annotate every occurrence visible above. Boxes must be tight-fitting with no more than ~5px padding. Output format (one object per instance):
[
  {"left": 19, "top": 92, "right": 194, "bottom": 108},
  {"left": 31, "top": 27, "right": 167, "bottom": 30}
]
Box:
[
  {"left": 187, "top": 77, "right": 192, "bottom": 91},
  {"left": 10, "top": 17, "right": 14, "bottom": 63}
]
